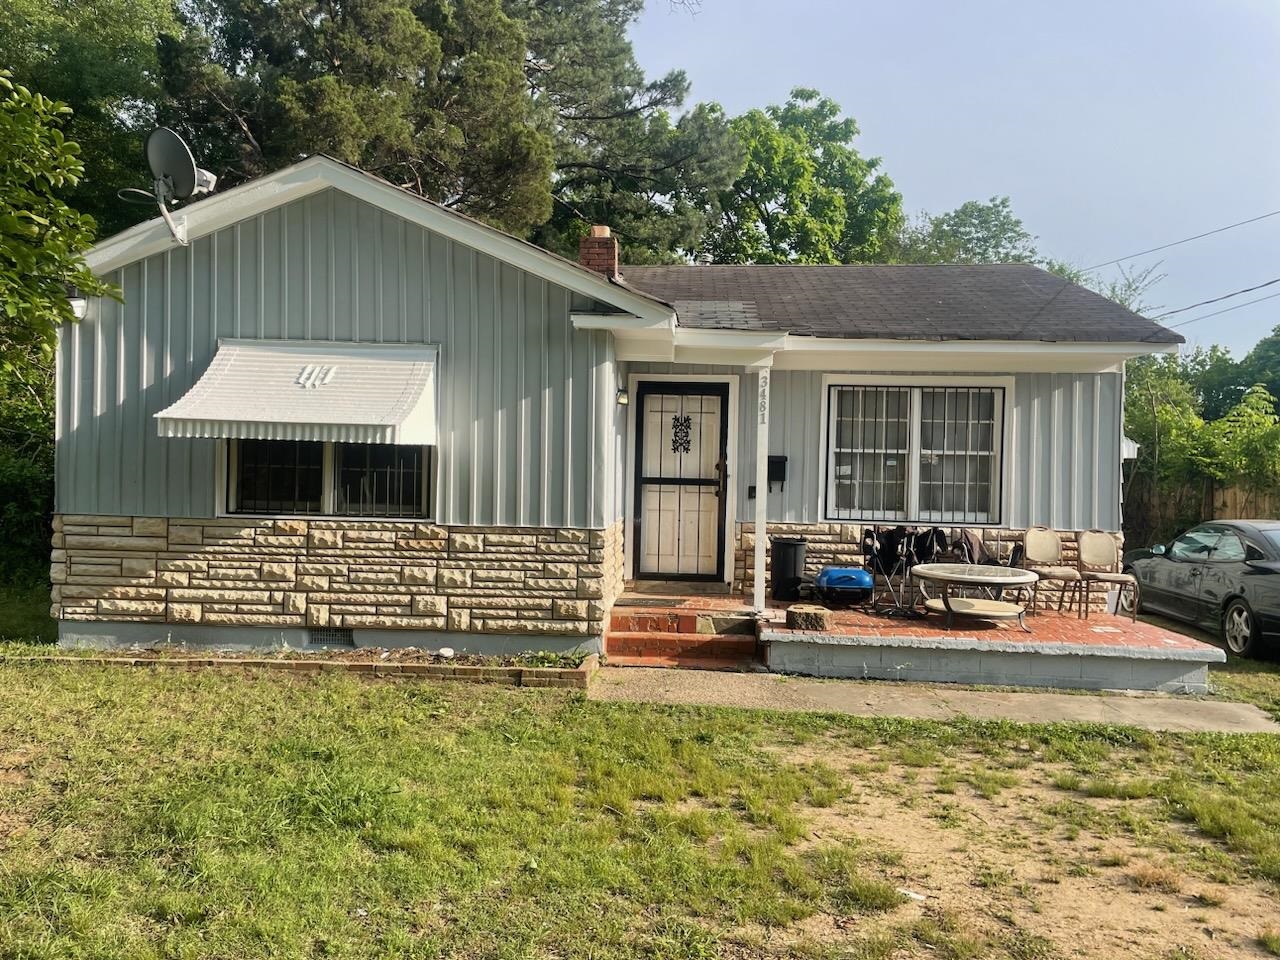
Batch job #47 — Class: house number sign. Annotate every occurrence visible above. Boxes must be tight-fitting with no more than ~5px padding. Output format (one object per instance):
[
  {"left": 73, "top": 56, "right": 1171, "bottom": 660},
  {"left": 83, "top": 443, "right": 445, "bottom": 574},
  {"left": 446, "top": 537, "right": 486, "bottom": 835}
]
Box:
[{"left": 758, "top": 370, "right": 770, "bottom": 425}]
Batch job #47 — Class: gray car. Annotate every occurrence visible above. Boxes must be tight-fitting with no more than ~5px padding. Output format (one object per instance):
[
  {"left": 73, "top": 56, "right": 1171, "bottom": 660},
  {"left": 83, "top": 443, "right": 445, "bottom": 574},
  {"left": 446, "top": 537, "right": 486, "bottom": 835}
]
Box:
[{"left": 1123, "top": 520, "right": 1280, "bottom": 657}]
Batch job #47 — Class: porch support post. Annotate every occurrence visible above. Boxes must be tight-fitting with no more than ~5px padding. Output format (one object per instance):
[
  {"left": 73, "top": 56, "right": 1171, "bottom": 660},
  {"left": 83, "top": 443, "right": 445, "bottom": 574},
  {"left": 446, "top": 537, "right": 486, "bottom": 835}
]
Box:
[{"left": 751, "top": 361, "right": 772, "bottom": 612}]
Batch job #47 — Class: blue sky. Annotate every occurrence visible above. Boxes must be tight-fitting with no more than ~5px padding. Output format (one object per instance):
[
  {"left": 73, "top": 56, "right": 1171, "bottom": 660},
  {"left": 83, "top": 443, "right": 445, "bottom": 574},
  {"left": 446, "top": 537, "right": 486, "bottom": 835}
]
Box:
[{"left": 629, "top": 0, "right": 1280, "bottom": 356}]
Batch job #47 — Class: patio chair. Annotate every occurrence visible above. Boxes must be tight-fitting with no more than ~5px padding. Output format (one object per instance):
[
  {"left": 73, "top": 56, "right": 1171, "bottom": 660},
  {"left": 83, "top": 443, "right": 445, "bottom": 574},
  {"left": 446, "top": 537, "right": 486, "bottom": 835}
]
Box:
[
  {"left": 1076, "top": 529, "right": 1138, "bottom": 622},
  {"left": 1021, "top": 526, "right": 1082, "bottom": 614}
]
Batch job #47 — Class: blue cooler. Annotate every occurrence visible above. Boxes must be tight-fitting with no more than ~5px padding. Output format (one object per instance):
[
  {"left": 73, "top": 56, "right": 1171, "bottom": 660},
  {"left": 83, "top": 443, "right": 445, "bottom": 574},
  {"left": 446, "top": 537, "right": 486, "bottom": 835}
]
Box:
[{"left": 814, "top": 566, "right": 874, "bottom": 607}]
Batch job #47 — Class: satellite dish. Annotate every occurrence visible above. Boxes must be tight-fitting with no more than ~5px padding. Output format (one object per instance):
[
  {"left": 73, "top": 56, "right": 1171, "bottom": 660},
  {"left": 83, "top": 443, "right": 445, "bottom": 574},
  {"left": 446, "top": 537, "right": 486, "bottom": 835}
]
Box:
[
  {"left": 116, "top": 127, "right": 217, "bottom": 246},
  {"left": 147, "top": 127, "right": 199, "bottom": 201}
]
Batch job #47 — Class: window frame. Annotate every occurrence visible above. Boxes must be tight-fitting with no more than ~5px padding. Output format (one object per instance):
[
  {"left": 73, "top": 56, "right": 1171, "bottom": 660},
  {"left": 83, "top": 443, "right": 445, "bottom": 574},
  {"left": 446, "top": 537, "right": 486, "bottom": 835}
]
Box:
[
  {"left": 820, "top": 375, "right": 1013, "bottom": 526},
  {"left": 220, "top": 439, "right": 435, "bottom": 520}
]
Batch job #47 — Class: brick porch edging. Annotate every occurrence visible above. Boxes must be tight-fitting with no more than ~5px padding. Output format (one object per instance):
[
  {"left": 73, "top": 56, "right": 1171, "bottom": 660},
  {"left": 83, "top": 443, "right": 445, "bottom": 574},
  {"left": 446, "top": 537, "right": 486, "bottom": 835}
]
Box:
[{"left": 0, "top": 653, "right": 599, "bottom": 689}]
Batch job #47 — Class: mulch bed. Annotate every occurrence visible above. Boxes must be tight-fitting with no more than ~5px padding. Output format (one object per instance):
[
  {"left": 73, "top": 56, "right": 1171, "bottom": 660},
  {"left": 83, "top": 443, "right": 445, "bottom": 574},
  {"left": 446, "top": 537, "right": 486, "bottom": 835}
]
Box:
[{"left": 0, "top": 648, "right": 599, "bottom": 689}]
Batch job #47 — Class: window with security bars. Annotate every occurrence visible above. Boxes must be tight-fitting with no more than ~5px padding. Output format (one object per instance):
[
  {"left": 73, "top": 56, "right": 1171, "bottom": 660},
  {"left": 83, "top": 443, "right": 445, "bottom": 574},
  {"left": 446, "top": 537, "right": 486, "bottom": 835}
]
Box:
[
  {"left": 826, "top": 384, "right": 1003, "bottom": 524},
  {"left": 233, "top": 439, "right": 325, "bottom": 514},
  {"left": 827, "top": 386, "right": 910, "bottom": 520},
  {"left": 334, "top": 443, "right": 426, "bottom": 517},
  {"left": 228, "top": 440, "right": 432, "bottom": 518}
]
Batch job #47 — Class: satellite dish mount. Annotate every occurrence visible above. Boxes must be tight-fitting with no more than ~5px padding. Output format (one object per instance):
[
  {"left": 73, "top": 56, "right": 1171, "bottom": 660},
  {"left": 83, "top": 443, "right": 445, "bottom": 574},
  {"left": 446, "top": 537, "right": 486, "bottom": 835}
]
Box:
[{"left": 117, "top": 127, "right": 217, "bottom": 246}]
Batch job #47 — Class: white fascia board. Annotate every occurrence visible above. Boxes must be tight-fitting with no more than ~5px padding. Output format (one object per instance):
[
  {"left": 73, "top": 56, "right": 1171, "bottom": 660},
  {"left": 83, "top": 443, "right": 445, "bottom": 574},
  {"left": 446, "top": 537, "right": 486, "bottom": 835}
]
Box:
[
  {"left": 571, "top": 312, "right": 674, "bottom": 334},
  {"left": 86, "top": 157, "right": 676, "bottom": 325},
  {"left": 86, "top": 159, "right": 331, "bottom": 273},
  {"left": 673, "top": 328, "right": 789, "bottom": 351},
  {"left": 614, "top": 339, "right": 676, "bottom": 362},
  {"left": 770, "top": 337, "right": 1176, "bottom": 373}
]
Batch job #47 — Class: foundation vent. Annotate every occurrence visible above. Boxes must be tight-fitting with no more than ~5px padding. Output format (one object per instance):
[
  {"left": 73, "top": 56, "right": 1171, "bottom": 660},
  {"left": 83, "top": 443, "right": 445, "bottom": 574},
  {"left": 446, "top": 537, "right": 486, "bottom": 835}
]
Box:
[{"left": 308, "top": 626, "right": 355, "bottom": 647}]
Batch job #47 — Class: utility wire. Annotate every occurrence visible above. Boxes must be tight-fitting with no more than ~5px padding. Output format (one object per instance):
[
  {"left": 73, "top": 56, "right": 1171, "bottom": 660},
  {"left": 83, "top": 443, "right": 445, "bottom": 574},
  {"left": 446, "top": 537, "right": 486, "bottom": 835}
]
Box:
[
  {"left": 1083, "top": 209, "right": 1280, "bottom": 271},
  {"left": 1166, "top": 290, "right": 1280, "bottom": 330},
  {"left": 1155, "top": 276, "right": 1280, "bottom": 319}
]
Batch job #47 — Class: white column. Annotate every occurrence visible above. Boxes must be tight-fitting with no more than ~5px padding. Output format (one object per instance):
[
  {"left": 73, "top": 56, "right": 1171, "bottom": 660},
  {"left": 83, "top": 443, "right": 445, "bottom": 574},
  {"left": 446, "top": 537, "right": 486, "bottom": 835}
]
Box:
[{"left": 752, "top": 363, "right": 772, "bottom": 611}]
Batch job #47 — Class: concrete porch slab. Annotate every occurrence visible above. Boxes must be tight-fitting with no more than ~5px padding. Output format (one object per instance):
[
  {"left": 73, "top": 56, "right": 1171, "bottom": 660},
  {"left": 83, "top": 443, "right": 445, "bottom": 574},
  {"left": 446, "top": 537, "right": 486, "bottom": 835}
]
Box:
[{"left": 761, "top": 612, "right": 1225, "bottom": 693}]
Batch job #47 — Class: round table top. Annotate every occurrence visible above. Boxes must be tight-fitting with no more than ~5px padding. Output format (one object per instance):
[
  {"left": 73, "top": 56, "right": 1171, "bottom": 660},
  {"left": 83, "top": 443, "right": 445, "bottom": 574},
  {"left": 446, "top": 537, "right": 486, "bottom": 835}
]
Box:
[{"left": 912, "top": 562, "right": 1039, "bottom": 586}]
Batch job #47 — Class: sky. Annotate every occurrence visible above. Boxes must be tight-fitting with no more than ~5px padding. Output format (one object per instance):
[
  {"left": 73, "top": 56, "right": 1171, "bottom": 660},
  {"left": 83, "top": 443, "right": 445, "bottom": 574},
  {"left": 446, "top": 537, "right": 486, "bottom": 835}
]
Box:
[{"left": 629, "top": 0, "right": 1280, "bottom": 356}]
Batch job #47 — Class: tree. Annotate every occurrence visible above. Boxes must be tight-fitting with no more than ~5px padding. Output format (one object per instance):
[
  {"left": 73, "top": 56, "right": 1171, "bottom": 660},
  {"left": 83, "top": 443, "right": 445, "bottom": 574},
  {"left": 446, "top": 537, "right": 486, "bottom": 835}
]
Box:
[
  {"left": 0, "top": 0, "right": 177, "bottom": 237},
  {"left": 1238, "top": 323, "right": 1280, "bottom": 410},
  {"left": 0, "top": 73, "right": 116, "bottom": 363},
  {"left": 152, "top": 0, "right": 554, "bottom": 234},
  {"left": 0, "top": 74, "right": 115, "bottom": 579},
  {"left": 888, "top": 197, "right": 1037, "bottom": 264},
  {"left": 702, "top": 88, "right": 903, "bottom": 264},
  {"left": 511, "top": 0, "right": 743, "bottom": 262}
]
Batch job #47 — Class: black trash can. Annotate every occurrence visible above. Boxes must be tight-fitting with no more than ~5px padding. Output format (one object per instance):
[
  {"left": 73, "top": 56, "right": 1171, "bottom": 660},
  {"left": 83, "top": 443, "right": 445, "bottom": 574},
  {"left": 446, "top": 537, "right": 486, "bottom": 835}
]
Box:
[{"left": 770, "top": 536, "right": 807, "bottom": 601}]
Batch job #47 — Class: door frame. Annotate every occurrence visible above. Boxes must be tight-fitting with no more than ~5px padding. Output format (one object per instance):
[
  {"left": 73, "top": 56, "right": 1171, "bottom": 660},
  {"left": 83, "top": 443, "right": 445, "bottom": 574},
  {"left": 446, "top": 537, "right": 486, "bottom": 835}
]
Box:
[{"left": 624, "top": 373, "right": 739, "bottom": 583}]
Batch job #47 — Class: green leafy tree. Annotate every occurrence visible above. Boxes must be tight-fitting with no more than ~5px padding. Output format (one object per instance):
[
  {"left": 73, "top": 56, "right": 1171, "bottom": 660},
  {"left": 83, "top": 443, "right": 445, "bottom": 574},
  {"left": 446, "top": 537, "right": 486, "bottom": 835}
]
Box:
[
  {"left": 511, "top": 0, "right": 742, "bottom": 262},
  {"left": 1238, "top": 323, "right": 1280, "bottom": 410},
  {"left": 0, "top": 73, "right": 116, "bottom": 361},
  {"left": 1202, "top": 384, "right": 1280, "bottom": 494},
  {"left": 702, "top": 88, "right": 903, "bottom": 264},
  {"left": 153, "top": 0, "right": 553, "bottom": 234},
  {"left": 0, "top": 0, "right": 177, "bottom": 236},
  {"left": 0, "top": 75, "right": 114, "bottom": 579},
  {"left": 1180, "top": 344, "right": 1247, "bottom": 421},
  {"left": 888, "top": 197, "right": 1037, "bottom": 264}
]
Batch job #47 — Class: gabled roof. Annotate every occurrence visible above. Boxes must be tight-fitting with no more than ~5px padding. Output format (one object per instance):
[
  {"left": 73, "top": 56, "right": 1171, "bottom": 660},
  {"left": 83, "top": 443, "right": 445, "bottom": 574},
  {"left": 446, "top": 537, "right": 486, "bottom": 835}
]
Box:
[
  {"left": 622, "top": 263, "right": 1183, "bottom": 345},
  {"left": 85, "top": 155, "right": 675, "bottom": 325}
]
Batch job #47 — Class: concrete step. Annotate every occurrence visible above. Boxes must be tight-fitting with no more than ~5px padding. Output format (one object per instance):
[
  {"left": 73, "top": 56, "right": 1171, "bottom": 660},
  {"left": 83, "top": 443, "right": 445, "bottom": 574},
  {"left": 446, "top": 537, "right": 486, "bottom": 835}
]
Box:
[
  {"left": 604, "top": 631, "right": 758, "bottom": 660},
  {"left": 608, "top": 609, "right": 756, "bottom": 636},
  {"left": 605, "top": 654, "right": 762, "bottom": 672}
]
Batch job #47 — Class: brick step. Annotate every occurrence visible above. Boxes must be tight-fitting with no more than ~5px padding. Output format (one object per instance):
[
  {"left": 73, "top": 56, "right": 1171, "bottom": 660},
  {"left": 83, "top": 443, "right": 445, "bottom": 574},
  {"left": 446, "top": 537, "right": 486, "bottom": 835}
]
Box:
[
  {"left": 608, "top": 610, "right": 756, "bottom": 636},
  {"left": 604, "top": 631, "right": 758, "bottom": 659},
  {"left": 605, "top": 654, "right": 761, "bottom": 672}
]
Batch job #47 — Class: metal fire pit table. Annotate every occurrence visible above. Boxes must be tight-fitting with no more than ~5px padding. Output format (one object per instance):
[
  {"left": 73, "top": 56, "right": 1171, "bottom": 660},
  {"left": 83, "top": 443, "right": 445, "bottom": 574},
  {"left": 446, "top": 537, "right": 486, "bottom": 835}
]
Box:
[{"left": 911, "top": 563, "right": 1039, "bottom": 632}]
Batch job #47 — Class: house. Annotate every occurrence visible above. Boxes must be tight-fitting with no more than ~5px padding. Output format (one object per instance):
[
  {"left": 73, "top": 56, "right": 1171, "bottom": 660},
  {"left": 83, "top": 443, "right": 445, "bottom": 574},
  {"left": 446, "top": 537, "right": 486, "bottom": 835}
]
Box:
[{"left": 51, "top": 156, "right": 1184, "bottom": 654}]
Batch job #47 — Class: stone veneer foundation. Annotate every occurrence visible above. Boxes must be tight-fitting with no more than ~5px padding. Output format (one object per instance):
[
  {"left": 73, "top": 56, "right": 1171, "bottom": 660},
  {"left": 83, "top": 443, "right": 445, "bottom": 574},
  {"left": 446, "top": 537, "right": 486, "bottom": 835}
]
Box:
[
  {"left": 52, "top": 515, "right": 625, "bottom": 650},
  {"left": 732, "top": 522, "right": 1123, "bottom": 611}
]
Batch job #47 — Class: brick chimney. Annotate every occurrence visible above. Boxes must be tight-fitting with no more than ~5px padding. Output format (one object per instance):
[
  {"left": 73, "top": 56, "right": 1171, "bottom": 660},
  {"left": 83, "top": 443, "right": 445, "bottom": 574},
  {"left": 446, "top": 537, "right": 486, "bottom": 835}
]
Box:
[{"left": 578, "top": 225, "right": 619, "bottom": 279}]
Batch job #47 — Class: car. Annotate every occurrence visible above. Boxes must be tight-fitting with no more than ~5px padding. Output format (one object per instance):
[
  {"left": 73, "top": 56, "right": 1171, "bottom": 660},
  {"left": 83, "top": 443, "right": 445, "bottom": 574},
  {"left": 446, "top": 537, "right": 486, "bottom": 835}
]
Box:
[{"left": 1122, "top": 520, "right": 1280, "bottom": 657}]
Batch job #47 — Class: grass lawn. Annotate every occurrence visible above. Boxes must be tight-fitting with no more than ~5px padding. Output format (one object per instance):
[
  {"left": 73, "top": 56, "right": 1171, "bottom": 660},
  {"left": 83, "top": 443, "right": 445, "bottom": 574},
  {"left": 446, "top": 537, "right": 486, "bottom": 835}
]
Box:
[{"left": 1, "top": 664, "right": 1279, "bottom": 959}]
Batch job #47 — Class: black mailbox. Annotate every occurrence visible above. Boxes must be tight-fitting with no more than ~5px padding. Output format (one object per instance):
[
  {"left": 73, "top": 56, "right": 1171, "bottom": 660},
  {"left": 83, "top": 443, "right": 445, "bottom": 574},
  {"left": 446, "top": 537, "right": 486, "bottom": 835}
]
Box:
[{"left": 767, "top": 455, "right": 787, "bottom": 491}]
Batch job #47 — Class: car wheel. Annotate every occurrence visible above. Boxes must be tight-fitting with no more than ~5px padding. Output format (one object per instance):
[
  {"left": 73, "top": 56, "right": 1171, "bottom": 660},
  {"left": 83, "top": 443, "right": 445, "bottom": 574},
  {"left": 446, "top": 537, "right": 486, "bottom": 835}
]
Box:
[
  {"left": 1117, "top": 568, "right": 1141, "bottom": 616},
  {"left": 1222, "top": 598, "right": 1261, "bottom": 657}
]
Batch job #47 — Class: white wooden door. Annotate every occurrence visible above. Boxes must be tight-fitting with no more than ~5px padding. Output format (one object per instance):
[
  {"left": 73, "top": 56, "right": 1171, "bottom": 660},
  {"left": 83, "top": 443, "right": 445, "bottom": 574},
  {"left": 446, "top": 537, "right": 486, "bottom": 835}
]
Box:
[{"left": 636, "top": 384, "right": 728, "bottom": 579}]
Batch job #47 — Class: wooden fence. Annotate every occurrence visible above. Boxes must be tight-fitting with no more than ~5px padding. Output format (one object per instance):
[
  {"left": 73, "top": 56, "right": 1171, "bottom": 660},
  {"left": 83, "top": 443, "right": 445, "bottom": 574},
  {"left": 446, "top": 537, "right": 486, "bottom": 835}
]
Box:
[{"left": 1123, "top": 475, "right": 1280, "bottom": 549}]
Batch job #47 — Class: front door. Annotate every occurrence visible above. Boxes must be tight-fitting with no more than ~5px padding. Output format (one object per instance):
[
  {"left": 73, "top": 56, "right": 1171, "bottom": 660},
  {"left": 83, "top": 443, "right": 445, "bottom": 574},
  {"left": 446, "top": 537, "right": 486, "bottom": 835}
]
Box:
[{"left": 635, "top": 382, "right": 729, "bottom": 580}]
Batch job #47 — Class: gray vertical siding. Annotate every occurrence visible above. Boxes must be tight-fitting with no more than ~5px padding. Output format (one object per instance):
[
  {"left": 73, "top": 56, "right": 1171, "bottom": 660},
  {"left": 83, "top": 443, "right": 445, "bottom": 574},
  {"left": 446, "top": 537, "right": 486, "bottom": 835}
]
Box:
[
  {"left": 58, "top": 188, "right": 619, "bottom": 527},
  {"left": 624, "top": 364, "right": 1123, "bottom": 531}
]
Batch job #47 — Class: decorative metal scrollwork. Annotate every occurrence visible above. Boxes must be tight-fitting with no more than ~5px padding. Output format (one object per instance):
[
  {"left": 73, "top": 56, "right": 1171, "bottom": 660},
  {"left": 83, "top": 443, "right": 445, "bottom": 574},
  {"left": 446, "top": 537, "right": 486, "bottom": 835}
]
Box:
[{"left": 671, "top": 414, "right": 692, "bottom": 453}]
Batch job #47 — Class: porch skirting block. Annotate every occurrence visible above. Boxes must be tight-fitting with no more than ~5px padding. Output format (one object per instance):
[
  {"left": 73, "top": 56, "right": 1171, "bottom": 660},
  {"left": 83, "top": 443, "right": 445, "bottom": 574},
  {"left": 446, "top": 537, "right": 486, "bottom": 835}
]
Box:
[
  {"left": 51, "top": 515, "right": 626, "bottom": 649},
  {"left": 762, "top": 630, "right": 1223, "bottom": 694},
  {"left": 733, "top": 522, "right": 1122, "bottom": 612}
]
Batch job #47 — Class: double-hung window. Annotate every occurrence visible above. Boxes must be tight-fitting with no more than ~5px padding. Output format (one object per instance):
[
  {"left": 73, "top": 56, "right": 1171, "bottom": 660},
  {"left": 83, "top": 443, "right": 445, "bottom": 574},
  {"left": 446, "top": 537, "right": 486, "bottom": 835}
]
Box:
[
  {"left": 826, "top": 382, "right": 1004, "bottom": 524},
  {"left": 226, "top": 439, "right": 433, "bottom": 518}
]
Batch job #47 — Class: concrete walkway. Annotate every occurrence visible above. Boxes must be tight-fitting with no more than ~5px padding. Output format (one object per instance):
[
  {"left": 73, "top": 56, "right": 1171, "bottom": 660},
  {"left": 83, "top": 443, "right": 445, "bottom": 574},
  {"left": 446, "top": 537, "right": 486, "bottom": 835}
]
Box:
[{"left": 588, "top": 667, "right": 1280, "bottom": 734}]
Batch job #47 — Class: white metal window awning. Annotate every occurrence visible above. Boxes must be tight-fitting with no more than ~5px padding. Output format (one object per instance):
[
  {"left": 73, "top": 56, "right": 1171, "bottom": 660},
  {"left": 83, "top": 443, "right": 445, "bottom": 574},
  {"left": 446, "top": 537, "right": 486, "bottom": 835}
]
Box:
[{"left": 155, "top": 339, "right": 438, "bottom": 445}]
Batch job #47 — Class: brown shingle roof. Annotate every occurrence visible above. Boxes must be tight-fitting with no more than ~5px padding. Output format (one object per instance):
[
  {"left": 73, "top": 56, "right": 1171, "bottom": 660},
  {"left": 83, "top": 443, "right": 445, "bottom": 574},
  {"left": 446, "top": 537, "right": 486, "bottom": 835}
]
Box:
[{"left": 620, "top": 263, "right": 1183, "bottom": 344}]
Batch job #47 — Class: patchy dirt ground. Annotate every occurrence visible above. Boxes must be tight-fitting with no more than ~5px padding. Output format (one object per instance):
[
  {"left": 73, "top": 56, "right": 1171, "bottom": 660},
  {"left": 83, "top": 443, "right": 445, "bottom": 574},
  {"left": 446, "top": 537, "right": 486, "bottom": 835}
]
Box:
[{"left": 745, "top": 740, "right": 1279, "bottom": 959}]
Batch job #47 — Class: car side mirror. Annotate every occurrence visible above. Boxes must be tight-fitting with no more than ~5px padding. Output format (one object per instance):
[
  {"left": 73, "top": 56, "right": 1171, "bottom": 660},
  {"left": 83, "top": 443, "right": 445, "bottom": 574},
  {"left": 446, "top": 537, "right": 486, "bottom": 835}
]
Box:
[{"left": 1150, "top": 544, "right": 1167, "bottom": 556}]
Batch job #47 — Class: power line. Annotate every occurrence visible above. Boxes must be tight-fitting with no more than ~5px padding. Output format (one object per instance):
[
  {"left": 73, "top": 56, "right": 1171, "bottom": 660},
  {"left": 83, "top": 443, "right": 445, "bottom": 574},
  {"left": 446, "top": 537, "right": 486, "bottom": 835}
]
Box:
[
  {"left": 1155, "top": 276, "right": 1280, "bottom": 319},
  {"left": 1083, "top": 209, "right": 1280, "bottom": 271},
  {"left": 1167, "top": 290, "right": 1280, "bottom": 330}
]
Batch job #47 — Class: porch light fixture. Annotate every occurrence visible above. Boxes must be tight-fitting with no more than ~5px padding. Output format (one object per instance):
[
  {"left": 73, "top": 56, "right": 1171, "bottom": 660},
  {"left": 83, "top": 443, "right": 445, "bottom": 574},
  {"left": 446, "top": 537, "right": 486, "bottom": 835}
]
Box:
[
  {"left": 616, "top": 388, "right": 629, "bottom": 406},
  {"left": 65, "top": 283, "right": 88, "bottom": 319}
]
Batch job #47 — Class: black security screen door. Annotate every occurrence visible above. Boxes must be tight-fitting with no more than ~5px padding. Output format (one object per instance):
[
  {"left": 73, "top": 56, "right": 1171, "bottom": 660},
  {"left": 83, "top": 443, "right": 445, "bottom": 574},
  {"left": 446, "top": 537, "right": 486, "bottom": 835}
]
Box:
[{"left": 634, "top": 382, "right": 730, "bottom": 580}]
